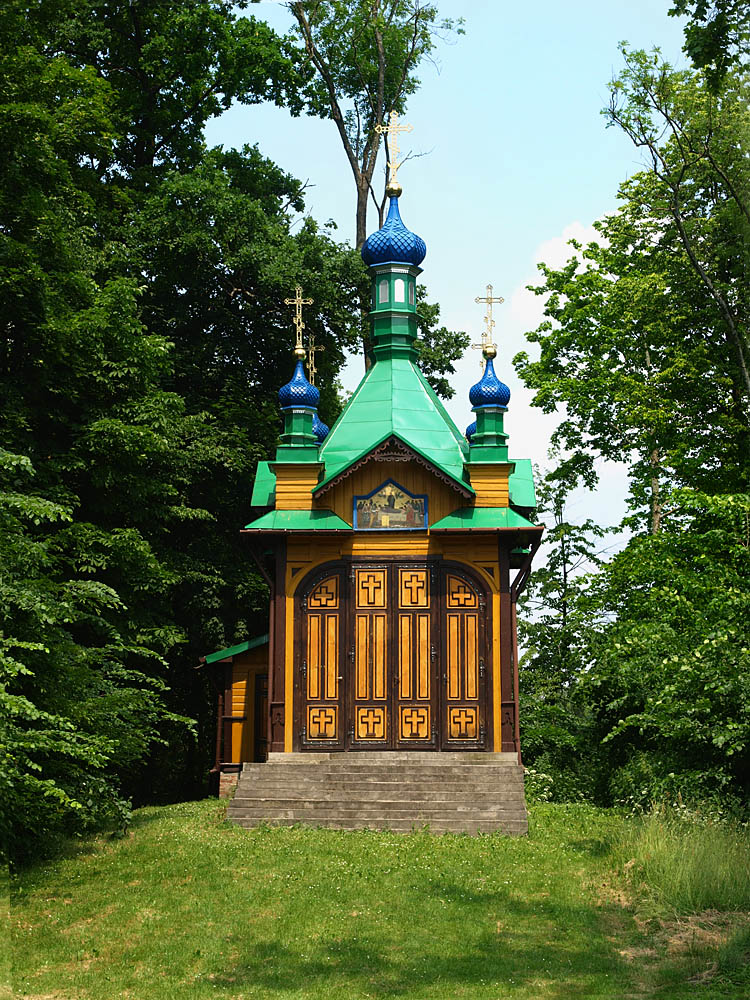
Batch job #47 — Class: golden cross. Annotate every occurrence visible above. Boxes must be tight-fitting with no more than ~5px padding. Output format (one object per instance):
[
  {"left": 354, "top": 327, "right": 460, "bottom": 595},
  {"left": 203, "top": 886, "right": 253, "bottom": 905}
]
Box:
[
  {"left": 283, "top": 284, "right": 313, "bottom": 352},
  {"left": 472, "top": 283, "right": 505, "bottom": 365},
  {"left": 375, "top": 110, "right": 413, "bottom": 187},
  {"left": 307, "top": 331, "right": 324, "bottom": 387}
]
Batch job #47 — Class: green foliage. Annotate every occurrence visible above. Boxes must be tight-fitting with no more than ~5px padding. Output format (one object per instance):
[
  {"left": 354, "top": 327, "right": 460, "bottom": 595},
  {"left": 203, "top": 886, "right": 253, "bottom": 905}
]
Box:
[
  {"left": 516, "top": 49, "right": 750, "bottom": 812},
  {"left": 0, "top": 0, "right": 368, "bottom": 853},
  {"left": 518, "top": 474, "right": 608, "bottom": 802},
  {"left": 0, "top": 450, "right": 187, "bottom": 861},
  {"left": 581, "top": 492, "right": 750, "bottom": 809},
  {"left": 670, "top": 1, "right": 750, "bottom": 89}
]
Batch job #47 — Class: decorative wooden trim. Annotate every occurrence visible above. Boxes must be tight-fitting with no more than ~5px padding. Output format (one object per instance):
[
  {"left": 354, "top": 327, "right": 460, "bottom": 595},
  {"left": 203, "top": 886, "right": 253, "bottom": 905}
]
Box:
[
  {"left": 498, "top": 540, "right": 516, "bottom": 754},
  {"left": 272, "top": 540, "right": 287, "bottom": 752},
  {"left": 314, "top": 436, "right": 472, "bottom": 500}
]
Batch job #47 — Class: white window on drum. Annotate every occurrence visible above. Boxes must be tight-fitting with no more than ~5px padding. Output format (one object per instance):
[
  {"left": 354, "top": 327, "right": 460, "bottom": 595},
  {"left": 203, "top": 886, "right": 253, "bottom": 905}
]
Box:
[
  {"left": 378, "top": 278, "right": 389, "bottom": 304},
  {"left": 394, "top": 278, "right": 405, "bottom": 302}
]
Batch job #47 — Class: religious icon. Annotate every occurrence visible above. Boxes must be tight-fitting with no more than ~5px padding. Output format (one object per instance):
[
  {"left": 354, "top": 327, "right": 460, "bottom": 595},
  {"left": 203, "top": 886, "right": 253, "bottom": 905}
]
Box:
[{"left": 353, "top": 480, "right": 427, "bottom": 530}]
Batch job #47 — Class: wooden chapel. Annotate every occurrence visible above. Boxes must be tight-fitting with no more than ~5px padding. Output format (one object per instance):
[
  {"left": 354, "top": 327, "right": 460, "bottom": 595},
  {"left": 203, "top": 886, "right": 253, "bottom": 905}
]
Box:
[{"left": 201, "top": 173, "right": 542, "bottom": 830}]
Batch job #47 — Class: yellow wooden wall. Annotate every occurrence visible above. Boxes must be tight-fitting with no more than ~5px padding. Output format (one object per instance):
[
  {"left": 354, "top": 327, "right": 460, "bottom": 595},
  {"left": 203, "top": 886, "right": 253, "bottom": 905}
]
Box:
[{"left": 228, "top": 644, "right": 268, "bottom": 763}]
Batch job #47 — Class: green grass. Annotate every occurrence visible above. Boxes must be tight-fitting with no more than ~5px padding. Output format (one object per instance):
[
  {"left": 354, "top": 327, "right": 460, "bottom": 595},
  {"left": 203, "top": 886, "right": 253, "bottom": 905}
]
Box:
[
  {"left": 9, "top": 800, "right": 750, "bottom": 999},
  {"left": 615, "top": 805, "right": 750, "bottom": 915}
]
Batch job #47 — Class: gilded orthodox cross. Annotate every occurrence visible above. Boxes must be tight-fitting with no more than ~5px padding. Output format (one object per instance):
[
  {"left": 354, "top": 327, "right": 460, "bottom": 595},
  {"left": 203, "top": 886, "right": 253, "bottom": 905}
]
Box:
[
  {"left": 307, "top": 331, "right": 324, "bottom": 386},
  {"left": 284, "top": 284, "right": 313, "bottom": 356},
  {"left": 472, "top": 283, "right": 504, "bottom": 366},
  {"left": 375, "top": 110, "right": 414, "bottom": 189}
]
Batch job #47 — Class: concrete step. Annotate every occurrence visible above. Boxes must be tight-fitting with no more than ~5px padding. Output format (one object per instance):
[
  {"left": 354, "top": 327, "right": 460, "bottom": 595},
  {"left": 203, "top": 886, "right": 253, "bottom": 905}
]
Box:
[
  {"left": 241, "top": 766, "right": 525, "bottom": 782},
  {"left": 234, "top": 786, "right": 523, "bottom": 806},
  {"left": 227, "top": 754, "right": 528, "bottom": 836},
  {"left": 234, "top": 777, "right": 525, "bottom": 793},
  {"left": 230, "top": 816, "right": 528, "bottom": 835},
  {"left": 266, "top": 751, "right": 519, "bottom": 764}
]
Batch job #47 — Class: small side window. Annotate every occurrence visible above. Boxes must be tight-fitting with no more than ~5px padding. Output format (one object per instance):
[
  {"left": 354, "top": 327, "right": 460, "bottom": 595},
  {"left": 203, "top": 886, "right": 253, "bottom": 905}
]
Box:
[
  {"left": 394, "top": 278, "right": 405, "bottom": 303},
  {"left": 378, "top": 278, "right": 389, "bottom": 304},
  {"left": 409, "top": 282, "right": 415, "bottom": 305}
]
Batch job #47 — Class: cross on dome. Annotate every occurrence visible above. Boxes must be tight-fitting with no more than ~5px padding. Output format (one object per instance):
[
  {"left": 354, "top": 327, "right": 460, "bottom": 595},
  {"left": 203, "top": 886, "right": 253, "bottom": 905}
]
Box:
[
  {"left": 375, "top": 110, "right": 413, "bottom": 192},
  {"left": 283, "top": 285, "right": 313, "bottom": 356},
  {"left": 472, "top": 283, "right": 504, "bottom": 366}
]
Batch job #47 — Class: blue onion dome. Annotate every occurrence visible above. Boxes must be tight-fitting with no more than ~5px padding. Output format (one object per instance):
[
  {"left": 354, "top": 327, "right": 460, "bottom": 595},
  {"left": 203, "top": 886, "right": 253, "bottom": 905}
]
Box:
[
  {"left": 278, "top": 359, "right": 320, "bottom": 409},
  {"left": 361, "top": 196, "right": 426, "bottom": 267},
  {"left": 469, "top": 358, "right": 511, "bottom": 408},
  {"left": 312, "top": 411, "right": 329, "bottom": 443},
  {"left": 465, "top": 420, "right": 477, "bottom": 441}
]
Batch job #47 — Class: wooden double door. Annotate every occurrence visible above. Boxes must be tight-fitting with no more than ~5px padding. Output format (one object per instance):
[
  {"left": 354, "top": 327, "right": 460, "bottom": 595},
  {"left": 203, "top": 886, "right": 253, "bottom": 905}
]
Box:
[{"left": 297, "top": 562, "right": 489, "bottom": 751}]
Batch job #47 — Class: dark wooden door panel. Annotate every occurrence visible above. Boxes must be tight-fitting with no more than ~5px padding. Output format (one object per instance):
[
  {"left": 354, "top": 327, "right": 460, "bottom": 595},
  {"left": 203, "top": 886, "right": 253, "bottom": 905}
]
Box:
[
  {"left": 441, "top": 571, "right": 487, "bottom": 750},
  {"left": 300, "top": 572, "right": 345, "bottom": 750}
]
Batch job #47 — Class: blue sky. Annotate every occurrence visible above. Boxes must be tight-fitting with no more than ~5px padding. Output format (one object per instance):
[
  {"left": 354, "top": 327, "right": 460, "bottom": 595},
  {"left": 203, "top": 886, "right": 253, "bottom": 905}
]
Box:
[{"left": 205, "top": 1, "right": 688, "bottom": 529}]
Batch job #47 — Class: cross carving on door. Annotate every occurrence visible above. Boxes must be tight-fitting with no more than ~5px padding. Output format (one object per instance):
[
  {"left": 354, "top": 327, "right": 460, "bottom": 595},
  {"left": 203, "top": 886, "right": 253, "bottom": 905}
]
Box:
[
  {"left": 400, "top": 569, "right": 428, "bottom": 607},
  {"left": 357, "top": 570, "right": 385, "bottom": 607}
]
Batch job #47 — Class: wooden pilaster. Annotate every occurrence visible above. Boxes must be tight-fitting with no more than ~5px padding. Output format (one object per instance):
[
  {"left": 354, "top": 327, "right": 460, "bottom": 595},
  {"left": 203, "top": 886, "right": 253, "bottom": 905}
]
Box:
[
  {"left": 270, "top": 539, "right": 287, "bottom": 752},
  {"left": 498, "top": 540, "right": 516, "bottom": 753}
]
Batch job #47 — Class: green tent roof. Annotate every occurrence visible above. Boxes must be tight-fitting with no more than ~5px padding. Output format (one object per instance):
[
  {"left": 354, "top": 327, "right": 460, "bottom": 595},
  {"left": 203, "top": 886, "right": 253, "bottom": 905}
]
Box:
[{"left": 317, "top": 355, "right": 471, "bottom": 491}]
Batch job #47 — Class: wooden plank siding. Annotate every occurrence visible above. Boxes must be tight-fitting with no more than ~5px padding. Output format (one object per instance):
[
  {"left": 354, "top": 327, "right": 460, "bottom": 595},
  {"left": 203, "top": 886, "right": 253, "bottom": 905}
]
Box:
[
  {"left": 273, "top": 464, "right": 321, "bottom": 510},
  {"left": 227, "top": 645, "right": 268, "bottom": 763},
  {"left": 467, "top": 464, "right": 513, "bottom": 507}
]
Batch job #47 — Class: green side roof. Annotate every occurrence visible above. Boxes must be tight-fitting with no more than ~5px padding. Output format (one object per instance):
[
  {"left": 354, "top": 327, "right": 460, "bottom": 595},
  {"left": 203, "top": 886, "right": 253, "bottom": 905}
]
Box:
[
  {"left": 430, "top": 507, "right": 540, "bottom": 531},
  {"left": 508, "top": 459, "right": 536, "bottom": 508},
  {"left": 243, "top": 509, "right": 351, "bottom": 531},
  {"left": 317, "top": 354, "right": 470, "bottom": 490},
  {"left": 204, "top": 633, "right": 269, "bottom": 664},
  {"left": 250, "top": 461, "right": 276, "bottom": 507}
]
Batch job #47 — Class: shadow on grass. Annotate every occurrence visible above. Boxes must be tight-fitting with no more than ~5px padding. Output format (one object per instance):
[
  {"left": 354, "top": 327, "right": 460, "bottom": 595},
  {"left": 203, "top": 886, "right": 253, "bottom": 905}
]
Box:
[
  {"left": 206, "top": 895, "right": 631, "bottom": 999},
  {"left": 569, "top": 837, "right": 614, "bottom": 859}
]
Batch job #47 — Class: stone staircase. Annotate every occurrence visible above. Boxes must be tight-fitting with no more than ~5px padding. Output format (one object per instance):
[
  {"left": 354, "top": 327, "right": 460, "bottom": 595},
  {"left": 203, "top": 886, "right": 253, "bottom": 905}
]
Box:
[{"left": 227, "top": 752, "right": 528, "bottom": 835}]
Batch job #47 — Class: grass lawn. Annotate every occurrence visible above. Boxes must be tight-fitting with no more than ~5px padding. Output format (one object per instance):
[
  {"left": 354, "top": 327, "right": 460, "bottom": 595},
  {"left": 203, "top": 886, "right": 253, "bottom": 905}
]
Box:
[{"left": 9, "top": 800, "right": 750, "bottom": 1000}]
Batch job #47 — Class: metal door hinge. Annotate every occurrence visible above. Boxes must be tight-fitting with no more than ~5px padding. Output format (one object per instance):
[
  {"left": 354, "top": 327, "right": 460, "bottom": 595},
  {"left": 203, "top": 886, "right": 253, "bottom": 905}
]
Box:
[
  {"left": 479, "top": 725, "right": 486, "bottom": 749},
  {"left": 301, "top": 660, "right": 307, "bottom": 680},
  {"left": 479, "top": 657, "right": 485, "bottom": 680}
]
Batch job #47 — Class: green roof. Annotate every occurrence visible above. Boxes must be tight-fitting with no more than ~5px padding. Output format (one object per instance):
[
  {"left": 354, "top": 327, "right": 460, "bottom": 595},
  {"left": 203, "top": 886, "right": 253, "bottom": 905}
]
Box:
[
  {"left": 243, "top": 509, "right": 351, "bottom": 531},
  {"left": 317, "top": 355, "right": 471, "bottom": 491},
  {"left": 204, "top": 633, "right": 269, "bottom": 665},
  {"left": 508, "top": 459, "right": 536, "bottom": 508},
  {"left": 250, "top": 461, "right": 276, "bottom": 507},
  {"left": 430, "top": 507, "right": 540, "bottom": 531}
]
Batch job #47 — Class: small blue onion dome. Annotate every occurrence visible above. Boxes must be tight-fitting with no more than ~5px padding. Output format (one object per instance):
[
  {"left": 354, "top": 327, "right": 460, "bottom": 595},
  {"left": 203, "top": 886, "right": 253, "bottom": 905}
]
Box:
[
  {"left": 312, "top": 411, "right": 329, "bottom": 443},
  {"left": 465, "top": 420, "right": 477, "bottom": 441},
  {"left": 469, "top": 358, "right": 511, "bottom": 408},
  {"left": 278, "top": 359, "right": 320, "bottom": 409},
  {"left": 361, "top": 196, "right": 426, "bottom": 267}
]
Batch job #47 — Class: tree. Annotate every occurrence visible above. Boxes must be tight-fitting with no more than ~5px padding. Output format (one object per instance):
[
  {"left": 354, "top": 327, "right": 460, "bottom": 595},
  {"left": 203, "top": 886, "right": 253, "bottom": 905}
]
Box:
[
  {"left": 517, "top": 472, "right": 607, "bottom": 801},
  {"left": 515, "top": 53, "right": 749, "bottom": 533},
  {"left": 1, "top": 0, "right": 365, "bottom": 829},
  {"left": 288, "top": 0, "right": 462, "bottom": 247},
  {"left": 670, "top": 1, "right": 750, "bottom": 90},
  {"left": 579, "top": 491, "right": 750, "bottom": 808}
]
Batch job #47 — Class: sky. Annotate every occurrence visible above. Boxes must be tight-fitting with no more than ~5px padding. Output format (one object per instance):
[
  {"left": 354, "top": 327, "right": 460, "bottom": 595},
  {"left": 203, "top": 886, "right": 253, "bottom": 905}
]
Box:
[{"left": 204, "top": 1, "right": 688, "bottom": 533}]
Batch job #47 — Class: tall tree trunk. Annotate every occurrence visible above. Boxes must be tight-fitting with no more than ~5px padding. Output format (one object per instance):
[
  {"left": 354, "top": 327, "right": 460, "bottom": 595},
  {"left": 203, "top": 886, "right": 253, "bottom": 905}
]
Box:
[
  {"left": 650, "top": 447, "right": 662, "bottom": 534},
  {"left": 355, "top": 179, "right": 370, "bottom": 251}
]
